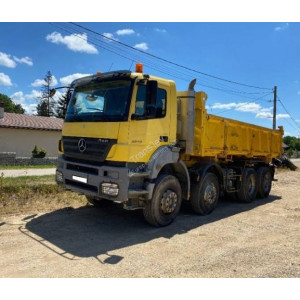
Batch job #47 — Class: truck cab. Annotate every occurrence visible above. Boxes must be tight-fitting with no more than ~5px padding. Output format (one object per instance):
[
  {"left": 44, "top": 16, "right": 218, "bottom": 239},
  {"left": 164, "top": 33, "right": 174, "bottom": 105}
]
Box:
[{"left": 56, "top": 67, "right": 187, "bottom": 225}]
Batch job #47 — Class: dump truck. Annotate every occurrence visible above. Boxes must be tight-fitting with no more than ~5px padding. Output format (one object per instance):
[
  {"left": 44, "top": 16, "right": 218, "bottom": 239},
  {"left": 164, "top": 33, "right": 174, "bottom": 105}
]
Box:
[{"left": 55, "top": 64, "right": 283, "bottom": 226}]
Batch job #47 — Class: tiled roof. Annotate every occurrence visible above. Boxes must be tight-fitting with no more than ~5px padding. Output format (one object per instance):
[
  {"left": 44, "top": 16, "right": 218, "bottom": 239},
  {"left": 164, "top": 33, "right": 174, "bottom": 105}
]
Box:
[{"left": 0, "top": 113, "right": 63, "bottom": 131}]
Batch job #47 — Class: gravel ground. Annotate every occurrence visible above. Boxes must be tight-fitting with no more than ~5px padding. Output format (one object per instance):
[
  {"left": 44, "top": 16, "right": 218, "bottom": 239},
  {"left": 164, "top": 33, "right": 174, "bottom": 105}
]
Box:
[{"left": 0, "top": 161, "right": 299, "bottom": 278}]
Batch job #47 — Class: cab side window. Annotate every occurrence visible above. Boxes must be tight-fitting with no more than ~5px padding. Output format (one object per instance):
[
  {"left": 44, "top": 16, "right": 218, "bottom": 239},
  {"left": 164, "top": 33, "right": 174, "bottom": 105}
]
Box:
[{"left": 134, "top": 85, "right": 167, "bottom": 119}]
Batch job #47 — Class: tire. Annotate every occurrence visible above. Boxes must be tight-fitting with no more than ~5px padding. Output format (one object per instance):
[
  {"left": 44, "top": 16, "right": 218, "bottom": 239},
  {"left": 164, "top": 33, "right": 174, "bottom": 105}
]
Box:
[
  {"left": 190, "top": 173, "right": 220, "bottom": 215},
  {"left": 143, "top": 174, "right": 182, "bottom": 227},
  {"left": 85, "top": 195, "right": 111, "bottom": 207},
  {"left": 257, "top": 167, "right": 272, "bottom": 198},
  {"left": 236, "top": 168, "right": 258, "bottom": 203}
]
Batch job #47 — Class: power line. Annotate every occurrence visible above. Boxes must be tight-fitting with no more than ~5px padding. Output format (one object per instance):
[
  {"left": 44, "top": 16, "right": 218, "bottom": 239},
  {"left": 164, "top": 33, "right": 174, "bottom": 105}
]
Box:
[
  {"left": 51, "top": 22, "right": 271, "bottom": 98},
  {"left": 49, "top": 22, "right": 277, "bottom": 117},
  {"left": 69, "top": 22, "right": 272, "bottom": 91},
  {"left": 209, "top": 92, "right": 273, "bottom": 115},
  {"left": 277, "top": 96, "right": 300, "bottom": 131}
]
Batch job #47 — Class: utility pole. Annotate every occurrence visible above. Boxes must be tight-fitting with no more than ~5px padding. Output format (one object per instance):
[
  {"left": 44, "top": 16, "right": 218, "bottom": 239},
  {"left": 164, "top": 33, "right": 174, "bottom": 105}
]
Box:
[{"left": 273, "top": 86, "right": 277, "bottom": 130}]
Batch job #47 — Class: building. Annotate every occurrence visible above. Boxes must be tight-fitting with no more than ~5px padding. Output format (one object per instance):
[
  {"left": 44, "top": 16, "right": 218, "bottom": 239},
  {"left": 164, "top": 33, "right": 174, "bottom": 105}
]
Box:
[{"left": 0, "top": 102, "right": 63, "bottom": 157}]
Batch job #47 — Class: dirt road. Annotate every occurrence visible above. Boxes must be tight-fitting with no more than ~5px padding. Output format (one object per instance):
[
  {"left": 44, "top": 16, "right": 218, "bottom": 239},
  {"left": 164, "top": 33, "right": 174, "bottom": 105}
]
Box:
[{"left": 0, "top": 162, "right": 299, "bottom": 278}]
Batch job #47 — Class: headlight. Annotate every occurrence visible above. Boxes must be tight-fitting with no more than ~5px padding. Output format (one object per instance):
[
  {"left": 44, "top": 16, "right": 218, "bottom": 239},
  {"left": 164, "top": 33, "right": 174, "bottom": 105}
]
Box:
[
  {"left": 101, "top": 182, "right": 119, "bottom": 196},
  {"left": 56, "top": 170, "right": 64, "bottom": 183}
]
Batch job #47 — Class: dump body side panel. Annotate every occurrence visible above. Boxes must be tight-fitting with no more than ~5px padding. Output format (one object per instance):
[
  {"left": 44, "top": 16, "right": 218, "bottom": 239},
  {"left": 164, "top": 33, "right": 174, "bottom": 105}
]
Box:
[{"left": 178, "top": 91, "right": 283, "bottom": 162}]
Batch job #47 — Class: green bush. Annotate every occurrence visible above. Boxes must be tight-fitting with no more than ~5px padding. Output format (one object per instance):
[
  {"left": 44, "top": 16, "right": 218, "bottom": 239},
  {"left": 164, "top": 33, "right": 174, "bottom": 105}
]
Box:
[
  {"left": 32, "top": 145, "right": 47, "bottom": 158},
  {"left": 286, "top": 148, "right": 294, "bottom": 158}
]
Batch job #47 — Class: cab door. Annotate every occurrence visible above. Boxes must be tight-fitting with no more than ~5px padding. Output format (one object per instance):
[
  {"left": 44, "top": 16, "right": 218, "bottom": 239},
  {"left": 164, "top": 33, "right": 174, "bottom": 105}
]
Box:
[{"left": 128, "top": 82, "right": 172, "bottom": 163}]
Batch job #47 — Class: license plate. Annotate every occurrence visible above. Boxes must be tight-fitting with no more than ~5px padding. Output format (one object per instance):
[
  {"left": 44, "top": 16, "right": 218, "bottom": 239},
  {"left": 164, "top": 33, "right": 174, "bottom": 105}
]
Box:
[{"left": 72, "top": 175, "right": 87, "bottom": 184}]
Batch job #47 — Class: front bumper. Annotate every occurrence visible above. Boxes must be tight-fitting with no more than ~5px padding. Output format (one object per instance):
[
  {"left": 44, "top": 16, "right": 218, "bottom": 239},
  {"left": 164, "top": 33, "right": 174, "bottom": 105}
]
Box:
[{"left": 56, "top": 156, "right": 129, "bottom": 202}]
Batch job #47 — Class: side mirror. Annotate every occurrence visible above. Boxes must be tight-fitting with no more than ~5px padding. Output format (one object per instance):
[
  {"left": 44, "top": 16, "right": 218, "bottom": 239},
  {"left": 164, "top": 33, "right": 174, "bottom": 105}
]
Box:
[
  {"left": 49, "top": 89, "right": 56, "bottom": 98},
  {"left": 146, "top": 80, "right": 157, "bottom": 106}
]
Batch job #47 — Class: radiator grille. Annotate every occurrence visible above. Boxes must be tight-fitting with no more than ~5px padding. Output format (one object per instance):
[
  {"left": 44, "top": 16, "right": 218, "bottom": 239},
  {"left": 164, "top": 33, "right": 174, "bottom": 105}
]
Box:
[{"left": 63, "top": 136, "right": 117, "bottom": 162}]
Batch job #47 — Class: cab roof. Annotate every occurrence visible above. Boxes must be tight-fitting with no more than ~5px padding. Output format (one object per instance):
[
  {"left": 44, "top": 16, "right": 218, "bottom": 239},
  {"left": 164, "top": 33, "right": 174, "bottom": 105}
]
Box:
[{"left": 70, "top": 70, "right": 175, "bottom": 88}]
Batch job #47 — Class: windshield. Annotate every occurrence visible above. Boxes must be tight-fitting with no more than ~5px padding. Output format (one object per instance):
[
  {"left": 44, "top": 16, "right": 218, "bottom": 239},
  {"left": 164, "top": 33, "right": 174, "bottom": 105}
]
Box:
[{"left": 65, "top": 79, "right": 133, "bottom": 122}]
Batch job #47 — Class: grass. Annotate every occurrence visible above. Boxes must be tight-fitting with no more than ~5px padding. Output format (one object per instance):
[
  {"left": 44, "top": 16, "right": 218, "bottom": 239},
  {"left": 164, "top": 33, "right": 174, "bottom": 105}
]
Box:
[
  {"left": 0, "top": 165, "right": 56, "bottom": 170},
  {"left": 0, "top": 174, "right": 88, "bottom": 215},
  {"left": 1, "top": 174, "right": 55, "bottom": 185}
]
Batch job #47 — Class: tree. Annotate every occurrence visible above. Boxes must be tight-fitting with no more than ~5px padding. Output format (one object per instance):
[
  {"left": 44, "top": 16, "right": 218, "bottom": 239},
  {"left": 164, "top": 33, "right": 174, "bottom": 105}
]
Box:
[
  {"left": 37, "top": 71, "right": 56, "bottom": 117},
  {"left": 283, "top": 135, "right": 300, "bottom": 149},
  {"left": 55, "top": 91, "right": 69, "bottom": 118},
  {"left": 0, "top": 93, "right": 25, "bottom": 114},
  {"left": 36, "top": 101, "right": 49, "bottom": 117}
]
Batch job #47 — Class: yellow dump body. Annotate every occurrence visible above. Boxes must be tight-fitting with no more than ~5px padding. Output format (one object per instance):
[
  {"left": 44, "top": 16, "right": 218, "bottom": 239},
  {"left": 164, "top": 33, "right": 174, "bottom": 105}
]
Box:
[{"left": 178, "top": 91, "right": 283, "bottom": 163}]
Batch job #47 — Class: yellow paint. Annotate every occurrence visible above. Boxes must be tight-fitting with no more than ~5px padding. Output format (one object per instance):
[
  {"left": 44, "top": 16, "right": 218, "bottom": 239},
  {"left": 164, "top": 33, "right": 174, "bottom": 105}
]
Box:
[{"left": 182, "top": 91, "right": 283, "bottom": 164}]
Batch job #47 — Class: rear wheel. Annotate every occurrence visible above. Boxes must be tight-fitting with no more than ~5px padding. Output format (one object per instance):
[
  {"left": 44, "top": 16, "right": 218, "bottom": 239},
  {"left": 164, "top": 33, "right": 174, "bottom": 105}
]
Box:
[
  {"left": 190, "top": 173, "right": 220, "bottom": 215},
  {"left": 257, "top": 167, "right": 272, "bottom": 198},
  {"left": 236, "top": 168, "right": 258, "bottom": 203},
  {"left": 143, "top": 174, "right": 182, "bottom": 227}
]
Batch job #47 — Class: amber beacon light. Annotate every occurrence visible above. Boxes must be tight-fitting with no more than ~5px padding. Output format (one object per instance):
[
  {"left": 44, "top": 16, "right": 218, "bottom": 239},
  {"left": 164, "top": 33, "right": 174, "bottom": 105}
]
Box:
[{"left": 135, "top": 63, "right": 143, "bottom": 73}]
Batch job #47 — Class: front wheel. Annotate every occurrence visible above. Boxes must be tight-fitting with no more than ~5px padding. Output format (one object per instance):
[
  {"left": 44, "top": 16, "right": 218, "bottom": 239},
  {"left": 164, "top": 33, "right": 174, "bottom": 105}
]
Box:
[
  {"left": 190, "top": 173, "right": 220, "bottom": 215},
  {"left": 143, "top": 175, "right": 182, "bottom": 227}
]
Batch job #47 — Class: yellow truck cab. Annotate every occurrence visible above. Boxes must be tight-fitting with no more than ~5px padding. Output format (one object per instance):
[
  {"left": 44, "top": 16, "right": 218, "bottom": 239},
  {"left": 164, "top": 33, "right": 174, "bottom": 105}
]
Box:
[{"left": 56, "top": 64, "right": 283, "bottom": 226}]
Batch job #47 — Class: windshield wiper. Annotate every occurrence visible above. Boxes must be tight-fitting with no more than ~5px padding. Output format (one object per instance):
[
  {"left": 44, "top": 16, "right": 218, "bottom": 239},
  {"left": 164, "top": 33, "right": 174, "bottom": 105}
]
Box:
[{"left": 86, "top": 107, "right": 104, "bottom": 112}]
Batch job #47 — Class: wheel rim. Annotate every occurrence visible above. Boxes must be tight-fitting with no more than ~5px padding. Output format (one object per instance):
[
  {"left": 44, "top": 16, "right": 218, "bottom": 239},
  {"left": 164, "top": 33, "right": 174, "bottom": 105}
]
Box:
[
  {"left": 203, "top": 183, "right": 217, "bottom": 206},
  {"left": 263, "top": 172, "right": 271, "bottom": 193},
  {"left": 248, "top": 175, "right": 256, "bottom": 196},
  {"left": 160, "top": 189, "right": 178, "bottom": 214}
]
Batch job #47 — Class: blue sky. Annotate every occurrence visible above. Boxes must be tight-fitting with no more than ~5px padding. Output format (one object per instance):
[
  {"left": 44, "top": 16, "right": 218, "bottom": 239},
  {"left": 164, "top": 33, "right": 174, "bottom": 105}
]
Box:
[{"left": 0, "top": 22, "right": 300, "bottom": 136}]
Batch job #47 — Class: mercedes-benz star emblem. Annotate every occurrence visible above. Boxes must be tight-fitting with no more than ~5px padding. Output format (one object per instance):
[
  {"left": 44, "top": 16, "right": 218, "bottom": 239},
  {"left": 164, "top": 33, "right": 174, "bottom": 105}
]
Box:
[{"left": 78, "top": 138, "right": 86, "bottom": 152}]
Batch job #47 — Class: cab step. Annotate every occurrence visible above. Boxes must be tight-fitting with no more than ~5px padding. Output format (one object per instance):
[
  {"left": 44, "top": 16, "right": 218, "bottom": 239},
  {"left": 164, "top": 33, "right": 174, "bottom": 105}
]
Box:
[{"left": 128, "top": 189, "right": 149, "bottom": 198}]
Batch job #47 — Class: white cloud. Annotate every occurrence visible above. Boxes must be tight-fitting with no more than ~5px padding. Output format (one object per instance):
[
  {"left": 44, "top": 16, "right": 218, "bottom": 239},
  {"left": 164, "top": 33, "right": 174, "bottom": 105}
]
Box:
[
  {"left": 11, "top": 91, "right": 37, "bottom": 114},
  {"left": 134, "top": 42, "right": 149, "bottom": 51},
  {"left": 260, "top": 107, "right": 273, "bottom": 112},
  {"left": 0, "top": 51, "right": 16, "bottom": 68},
  {"left": 210, "top": 102, "right": 262, "bottom": 113},
  {"left": 103, "top": 32, "right": 118, "bottom": 42},
  {"left": 256, "top": 111, "right": 290, "bottom": 120},
  {"left": 274, "top": 23, "right": 289, "bottom": 31},
  {"left": 277, "top": 114, "right": 290, "bottom": 119},
  {"left": 60, "top": 73, "right": 91, "bottom": 86},
  {"left": 31, "top": 79, "right": 46, "bottom": 87},
  {"left": 210, "top": 101, "right": 279, "bottom": 118},
  {"left": 0, "top": 51, "right": 33, "bottom": 68},
  {"left": 13, "top": 56, "right": 33, "bottom": 66},
  {"left": 256, "top": 111, "right": 273, "bottom": 119},
  {"left": 25, "top": 90, "right": 42, "bottom": 100},
  {"left": 46, "top": 32, "right": 98, "bottom": 54},
  {"left": 0, "top": 73, "right": 13, "bottom": 86},
  {"left": 155, "top": 28, "right": 167, "bottom": 33},
  {"left": 210, "top": 102, "right": 237, "bottom": 110},
  {"left": 11, "top": 91, "right": 25, "bottom": 103},
  {"left": 116, "top": 29, "right": 135, "bottom": 36},
  {"left": 31, "top": 76, "right": 58, "bottom": 87},
  {"left": 236, "top": 103, "right": 261, "bottom": 113}
]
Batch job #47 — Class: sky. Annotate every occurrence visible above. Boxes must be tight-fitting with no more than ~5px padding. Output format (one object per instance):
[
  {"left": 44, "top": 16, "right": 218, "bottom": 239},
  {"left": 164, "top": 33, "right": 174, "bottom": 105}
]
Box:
[{"left": 1, "top": 22, "right": 300, "bottom": 137}]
